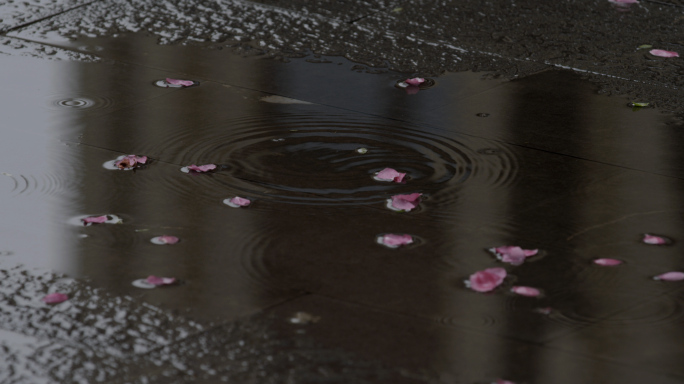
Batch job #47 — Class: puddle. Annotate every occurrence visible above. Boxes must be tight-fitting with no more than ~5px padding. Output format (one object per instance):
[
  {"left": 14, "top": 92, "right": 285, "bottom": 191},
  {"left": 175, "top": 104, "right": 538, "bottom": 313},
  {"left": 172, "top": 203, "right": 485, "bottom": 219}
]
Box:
[{"left": 1, "top": 29, "right": 684, "bottom": 383}]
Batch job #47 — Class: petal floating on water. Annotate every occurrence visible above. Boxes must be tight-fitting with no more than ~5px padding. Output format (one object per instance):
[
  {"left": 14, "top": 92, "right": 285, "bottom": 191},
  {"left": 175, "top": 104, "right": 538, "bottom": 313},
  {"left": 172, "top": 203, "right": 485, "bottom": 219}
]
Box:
[
  {"left": 377, "top": 234, "right": 414, "bottom": 248},
  {"left": 184, "top": 164, "right": 217, "bottom": 173},
  {"left": 643, "top": 234, "right": 668, "bottom": 245},
  {"left": 223, "top": 196, "right": 251, "bottom": 208},
  {"left": 151, "top": 235, "right": 179, "bottom": 245},
  {"left": 405, "top": 77, "right": 425, "bottom": 86},
  {"left": 131, "top": 279, "right": 157, "bottom": 289},
  {"left": 114, "top": 154, "right": 148, "bottom": 170},
  {"left": 511, "top": 286, "right": 541, "bottom": 297},
  {"left": 653, "top": 271, "right": 684, "bottom": 281},
  {"left": 489, "top": 246, "right": 538, "bottom": 265},
  {"left": 166, "top": 78, "right": 196, "bottom": 86},
  {"left": 467, "top": 267, "right": 507, "bottom": 292},
  {"left": 593, "top": 258, "right": 623, "bottom": 266},
  {"left": 42, "top": 293, "right": 68, "bottom": 304},
  {"left": 146, "top": 275, "right": 177, "bottom": 286},
  {"left": 82, "top": 215, "right": 108, "bottom": 224},
  {"left": 388, "top": 193, "right": 422, "bottom": 212},
  {"left": 374, "top": 168, "right": 406, "bottom": 183},
  {"left": 649, "top": 49, "right": 679, "bottom": 58}
]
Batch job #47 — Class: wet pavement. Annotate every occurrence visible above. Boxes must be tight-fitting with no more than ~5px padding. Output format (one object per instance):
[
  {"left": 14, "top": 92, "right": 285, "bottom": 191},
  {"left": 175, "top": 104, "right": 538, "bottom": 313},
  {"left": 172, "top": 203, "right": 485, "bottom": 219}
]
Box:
[{"left": 2, "top": 0, "right": 684, "bottom": 383}]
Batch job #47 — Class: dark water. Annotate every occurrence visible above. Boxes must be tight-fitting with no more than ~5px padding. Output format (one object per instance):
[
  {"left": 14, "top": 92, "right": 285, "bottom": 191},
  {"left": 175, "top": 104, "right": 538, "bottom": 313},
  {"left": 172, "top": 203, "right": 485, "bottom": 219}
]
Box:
[{"left": 2, "top": 35, "right": 684, "bottom": 383}]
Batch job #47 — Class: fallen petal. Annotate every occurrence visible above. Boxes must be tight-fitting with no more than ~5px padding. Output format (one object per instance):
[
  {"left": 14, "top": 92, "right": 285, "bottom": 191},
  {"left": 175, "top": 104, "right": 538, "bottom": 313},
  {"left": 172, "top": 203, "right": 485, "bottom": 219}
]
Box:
[
  {"left": 42, "top": 293, "right": 68, "bottom": 304},
  {"left": 511, "top": 286, "right": 541, "bottom": 297},
  {"left": 466, "top": 267, "right": 507, "bottom": 292},
  {"left": 223, "top": 196, "right": 251, "bottom": 208},
  {"left": 653, "top": 271, "right": 684, "bottom": 281},
  {"left": 131, "top": 279, "right": 157, "bottom": 289},
  {"left": 650, "top": 49, "right": 679, "bottom": 58},
  {"left": 494, "top": 380, "right": 516, "bottom": 384},
  {"left": 186, "top": 164, "right": 217, "bottom": 173},
  {"left": 115, "top": 156, "right": 137, "bottom": 169},
  {"left": 377, "top": 234, "right": 414, "bottom": 248},
  {"left": 405, "top": 77, "right": 425, "bottom": 86},
  {"left": 374, "top": 168, "right": 406, "bottom": 183},
  {"left": 643, "top": 234, "right": 668, "bottom": 245},
  {"left": 489, "top": 246, "right": 538, "bottom": 266},
  {"left": 609, "top": 0, "right": 638, "bottom": 3},
  {"left": 388, "top": 193, "right": 422, "bottom": 212},
  {"left": 166, "top": 78, "right": 196, "bottom": 86},
  {"left": 151, "top": 235, "right": 179, "bottom": 245},
  {"left": 146, "top": 275, "right": 177, "bottom": 286},
  {"left": 82, "top": 215, "right": 108, "bottom": 225},
  {"left": 593, "top": 258, "right": 623, "bottom": 266}
]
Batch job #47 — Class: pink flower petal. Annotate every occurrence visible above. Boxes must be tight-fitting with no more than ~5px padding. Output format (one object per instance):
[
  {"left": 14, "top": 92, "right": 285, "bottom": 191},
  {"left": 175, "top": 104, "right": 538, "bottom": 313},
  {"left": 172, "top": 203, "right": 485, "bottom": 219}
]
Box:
[
  {"left": 187, "top": 164, "right": 217, "bottom": 173},
  {"left": 467, "top": 267, "right": 507, "bottom": 292},
  {"left": 42, "top": 293, "right": 68, "bottom": 304},
  {"left": 146, "top": 275, "right": 177, "bottom": 285},
  {"left": 643, "top": 234, "right": 668, "bottom": 245},
  {"left": 374, "top": 168, "right": 406, "bottom": 183},
  {"left": 593, "top": 258, "right": 623, "bottom": 266},
  {"left": 511, "top": 286, "right": 541, "bottom": 297},
  {"left": 152, "top": 235, "right": 179, "bottom": 245},
  {"left": 653, "top": 271, "right": 684, "bottom": 281},
  {"left": 405, "top": 78, "right": 425, "bottom": 86},
  {"left": 378, "top": 234, "right": 413, "bottom": 248},
  {"left": 166, "top": 78, "right": 196, "bottom": 86},
  {"left": 232, "top": 197, "right": 251, "bottom": 206},
  {"left": 650, "top": 49, "right": 679, "bottom": 58},
  {"left": 490, "top": 246, "right": 538, "bottom": 266},
  {"left": 114, "top": 154, "right": 148, "bottom": 169},
  {"left": 389, "top": 193, "right": 422, "bottom": 212},
  {"left": 82, "top": 215, "right": 108, "bottom": 224}
]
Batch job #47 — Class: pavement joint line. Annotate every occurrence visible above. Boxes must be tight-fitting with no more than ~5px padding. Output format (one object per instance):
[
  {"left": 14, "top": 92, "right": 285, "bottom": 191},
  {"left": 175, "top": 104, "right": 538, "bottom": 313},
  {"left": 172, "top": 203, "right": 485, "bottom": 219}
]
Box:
[
  {"left": 565, "top": 210, "right": 674, "bottom": 241},
  {"left": 0, "top": 0, "right": 105, "bottom": 36}
]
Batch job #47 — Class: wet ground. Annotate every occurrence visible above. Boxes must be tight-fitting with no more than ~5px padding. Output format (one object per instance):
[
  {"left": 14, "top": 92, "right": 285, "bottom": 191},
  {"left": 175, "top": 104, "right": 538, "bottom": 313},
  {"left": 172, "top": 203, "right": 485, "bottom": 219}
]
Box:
[{"left": 2, "top": 0, "right": 684, "bottom": 383}]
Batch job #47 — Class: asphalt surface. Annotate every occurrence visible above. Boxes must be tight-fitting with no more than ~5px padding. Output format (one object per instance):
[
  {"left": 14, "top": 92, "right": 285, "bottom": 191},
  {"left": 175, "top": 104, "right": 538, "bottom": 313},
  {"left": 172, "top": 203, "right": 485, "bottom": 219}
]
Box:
[{"left": 1, "top": 0, "right": 684, "bottom": 383}]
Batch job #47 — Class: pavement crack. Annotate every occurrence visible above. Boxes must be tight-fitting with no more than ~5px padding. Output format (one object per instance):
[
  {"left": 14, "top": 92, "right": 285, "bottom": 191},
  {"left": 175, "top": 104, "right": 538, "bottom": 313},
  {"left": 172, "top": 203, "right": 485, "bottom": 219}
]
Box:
[{"left": 1, "top": 0, "right": 103, "bottom": 35}]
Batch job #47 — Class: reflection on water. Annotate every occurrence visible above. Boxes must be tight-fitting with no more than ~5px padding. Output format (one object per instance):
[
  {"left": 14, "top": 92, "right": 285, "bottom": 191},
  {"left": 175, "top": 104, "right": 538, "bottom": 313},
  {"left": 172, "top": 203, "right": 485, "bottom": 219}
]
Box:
[{"left": 2, "top": 38, "right": 684, "bottom": 382}]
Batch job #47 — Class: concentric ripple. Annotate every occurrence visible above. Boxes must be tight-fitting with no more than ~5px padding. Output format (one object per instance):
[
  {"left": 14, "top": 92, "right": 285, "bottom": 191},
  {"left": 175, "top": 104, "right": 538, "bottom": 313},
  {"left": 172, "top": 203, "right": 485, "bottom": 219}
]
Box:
[
  {"left": 540, "top": 290, "right": 684, "bottom": 327},
  {"left": 1, "top": 172, "right": 72, "bottom": 197},
  {"left": 45, "top": 94, "right": 115, "bottom": 112},
  {"left": 235, "top": 227, "right": 323, "bottom": 294},
  {"left": 147, "top": 114, "right": 519, "bottom": 206}
]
